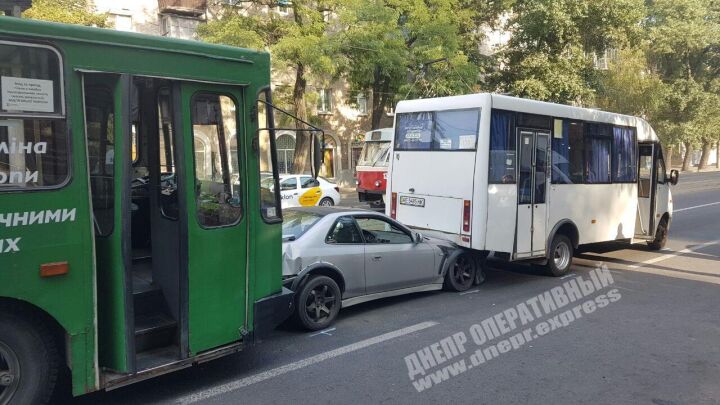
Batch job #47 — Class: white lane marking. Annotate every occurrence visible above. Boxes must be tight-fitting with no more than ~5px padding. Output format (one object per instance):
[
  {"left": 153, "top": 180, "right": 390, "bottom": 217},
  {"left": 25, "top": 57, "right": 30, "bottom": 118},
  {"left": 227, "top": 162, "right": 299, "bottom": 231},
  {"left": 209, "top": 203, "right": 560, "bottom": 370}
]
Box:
[
  {"left": 309, "top": 327, "right": 336, "bottom": 337},
  {"left": 459, "top": 289, "right": 480, "bottom": 295},
  {"left": 628, "top": 239, "right": 720, "bottom": 269},
  {"left": 674, "top": 201, "right": 720, "bottom": 212},
  {"left": 176, "top": 321, "right": 439, "bottom": 404}
]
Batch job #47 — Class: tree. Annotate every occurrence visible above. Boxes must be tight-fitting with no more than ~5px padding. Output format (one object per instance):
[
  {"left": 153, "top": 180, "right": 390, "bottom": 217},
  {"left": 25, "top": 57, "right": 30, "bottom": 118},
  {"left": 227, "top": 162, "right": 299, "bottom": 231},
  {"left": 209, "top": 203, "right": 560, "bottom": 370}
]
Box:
[
  {"left": 645, "top": 0, "right": 720, "bottom": 171},
  {"left": 337, "top": 0, "right": 499, "bottom": 129},
  {"left": 493, "top": 0, "right": 645, "bottom": 105},
  {"left": 199, "top": 1, "right": 338, "bottom": 173},
  {"left": 24, "top": 0, "right": 110, "bottom": 27}
]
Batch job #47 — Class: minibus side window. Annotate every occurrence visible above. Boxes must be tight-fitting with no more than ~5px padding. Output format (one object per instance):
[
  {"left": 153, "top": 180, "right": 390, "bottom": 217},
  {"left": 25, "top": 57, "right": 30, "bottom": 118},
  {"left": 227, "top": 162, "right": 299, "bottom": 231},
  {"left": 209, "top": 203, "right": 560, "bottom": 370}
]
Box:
[
  {"left": 585, "top": 123, "right": 612, "bottom": 184},
  {"left": 489, "top": 110, "right": 516, "bottom": 184},
  {"left": 611, "top": 126, "right": 637, "bottom": 183},
  {"left": 0, "top": 42, "right": 68, "bottom": 190},
  {"left": 552, "top": 120, "right": 584, "bottom": 184}
]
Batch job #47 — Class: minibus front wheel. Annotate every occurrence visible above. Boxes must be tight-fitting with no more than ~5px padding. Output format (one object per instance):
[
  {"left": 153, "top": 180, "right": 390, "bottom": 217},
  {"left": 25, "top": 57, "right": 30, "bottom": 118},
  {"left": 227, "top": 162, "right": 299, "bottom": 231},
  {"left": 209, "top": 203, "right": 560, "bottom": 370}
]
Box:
[{"left": 547, "top": 234, "right": 574, "bottom": 277}]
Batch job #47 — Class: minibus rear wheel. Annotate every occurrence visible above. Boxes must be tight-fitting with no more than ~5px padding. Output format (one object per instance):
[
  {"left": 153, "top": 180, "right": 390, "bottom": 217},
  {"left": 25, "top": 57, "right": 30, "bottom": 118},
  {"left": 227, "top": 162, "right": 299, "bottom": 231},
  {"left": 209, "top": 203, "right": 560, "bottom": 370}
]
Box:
[{"left": 547, "top": 234, "right": 573, "bottom": 277}]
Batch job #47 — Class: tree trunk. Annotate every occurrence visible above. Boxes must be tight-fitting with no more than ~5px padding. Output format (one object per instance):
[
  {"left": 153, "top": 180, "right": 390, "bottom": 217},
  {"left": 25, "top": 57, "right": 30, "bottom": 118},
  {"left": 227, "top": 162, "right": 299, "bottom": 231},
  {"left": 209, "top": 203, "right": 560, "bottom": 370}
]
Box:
[
  {"left": 371, "top": 66, "right": 387, "bottom": 130},
  {"left": 666, "top": 144, "right": 674, "bottom": 169},
  {"left": 697, "top": 140, "right": 711, "bottom": 172},
  {"left": 681, "top": 142, "right": 693, "bottom": 172},
  {"left": 716, "top": 141, "right": 719, "bottom": 169},
  {"left": 291, "top": 63, "right": 311, "bottom": 174}
]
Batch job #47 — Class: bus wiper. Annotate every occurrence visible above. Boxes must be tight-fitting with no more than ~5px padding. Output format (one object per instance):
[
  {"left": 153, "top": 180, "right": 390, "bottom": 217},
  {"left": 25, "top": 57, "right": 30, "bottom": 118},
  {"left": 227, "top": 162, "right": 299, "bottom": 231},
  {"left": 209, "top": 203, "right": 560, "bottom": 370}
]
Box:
[{"left": 282, "top": 235, "right": 296, "bottom": 241}]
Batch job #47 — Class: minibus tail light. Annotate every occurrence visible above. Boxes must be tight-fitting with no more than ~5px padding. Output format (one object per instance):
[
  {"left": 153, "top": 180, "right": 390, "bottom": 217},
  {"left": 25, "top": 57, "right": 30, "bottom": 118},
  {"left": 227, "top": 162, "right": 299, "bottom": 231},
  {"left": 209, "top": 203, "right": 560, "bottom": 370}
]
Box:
[
  {"left": 391, "top": 192, "right": 398, "bottom": 219},
  {"left": 463, "top": 200, "right": 471, "bottom": 233}
]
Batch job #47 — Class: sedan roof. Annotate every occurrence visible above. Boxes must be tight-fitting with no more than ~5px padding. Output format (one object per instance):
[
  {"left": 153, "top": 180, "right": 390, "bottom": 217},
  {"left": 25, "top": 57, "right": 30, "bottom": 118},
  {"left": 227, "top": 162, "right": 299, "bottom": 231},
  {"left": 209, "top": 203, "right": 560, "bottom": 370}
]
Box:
[{"left": 284, "top": 206, "right": 374, "bottom": 217}]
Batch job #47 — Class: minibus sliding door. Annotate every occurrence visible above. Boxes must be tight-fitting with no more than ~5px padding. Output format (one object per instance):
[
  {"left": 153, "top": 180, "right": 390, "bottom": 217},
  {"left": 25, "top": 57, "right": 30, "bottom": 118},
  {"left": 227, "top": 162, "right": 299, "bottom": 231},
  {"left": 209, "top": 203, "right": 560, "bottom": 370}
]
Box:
[
  {"left": 636, "top": 143, "right": 656, "bottom": 237},
  {"left": 515, "top": 129, "right": 550, "bottom": 258}
]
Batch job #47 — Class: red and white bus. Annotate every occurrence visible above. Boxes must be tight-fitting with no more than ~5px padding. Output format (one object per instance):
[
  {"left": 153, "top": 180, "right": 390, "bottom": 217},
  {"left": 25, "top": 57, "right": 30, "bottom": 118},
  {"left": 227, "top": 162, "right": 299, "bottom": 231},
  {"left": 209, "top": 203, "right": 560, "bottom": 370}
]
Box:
[{"left": 356, "top": 128, "right": 393, "bottom": 206}]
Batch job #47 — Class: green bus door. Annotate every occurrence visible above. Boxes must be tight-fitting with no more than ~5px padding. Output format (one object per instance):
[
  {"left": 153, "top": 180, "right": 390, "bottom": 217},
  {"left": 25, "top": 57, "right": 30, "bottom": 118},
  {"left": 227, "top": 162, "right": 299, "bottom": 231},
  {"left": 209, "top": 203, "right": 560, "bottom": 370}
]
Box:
[{"left": 180, "top": 83, "right": 248, "bottom": 354}]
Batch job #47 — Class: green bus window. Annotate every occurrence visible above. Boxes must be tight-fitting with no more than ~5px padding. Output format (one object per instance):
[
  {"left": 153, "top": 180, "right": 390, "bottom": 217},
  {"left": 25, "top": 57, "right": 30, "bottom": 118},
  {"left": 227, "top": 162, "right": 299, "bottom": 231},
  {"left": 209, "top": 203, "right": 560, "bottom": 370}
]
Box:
[
  {"left": 191, "top": 93, "right": 242, "bottom": 228},
  {"left": 257, "top": 91, "right": 281, "bottom": 221},
  {"left": 84, "top": 86, "right": 115, "bottom": 236},
  {"left": 158, "top": 87, "right": 178, "bottom": 220},
  {"left": 0, "top": 42, "right": 68, "bottom": 190}
]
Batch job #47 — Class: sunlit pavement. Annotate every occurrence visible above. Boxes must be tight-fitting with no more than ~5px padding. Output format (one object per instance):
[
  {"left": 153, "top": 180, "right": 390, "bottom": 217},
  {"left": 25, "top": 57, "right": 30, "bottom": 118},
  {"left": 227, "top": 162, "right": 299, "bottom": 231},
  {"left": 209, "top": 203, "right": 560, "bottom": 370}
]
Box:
[{"left": 75, "top": 172, "right": 720, "bottom": 405}]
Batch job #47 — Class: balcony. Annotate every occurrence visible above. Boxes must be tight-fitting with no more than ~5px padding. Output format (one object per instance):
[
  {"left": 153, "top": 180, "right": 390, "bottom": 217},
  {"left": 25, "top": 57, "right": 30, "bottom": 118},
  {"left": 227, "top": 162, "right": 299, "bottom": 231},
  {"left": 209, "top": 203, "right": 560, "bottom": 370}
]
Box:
[{"left": 157, "top": 0, "right": 207, "bottom": 17}]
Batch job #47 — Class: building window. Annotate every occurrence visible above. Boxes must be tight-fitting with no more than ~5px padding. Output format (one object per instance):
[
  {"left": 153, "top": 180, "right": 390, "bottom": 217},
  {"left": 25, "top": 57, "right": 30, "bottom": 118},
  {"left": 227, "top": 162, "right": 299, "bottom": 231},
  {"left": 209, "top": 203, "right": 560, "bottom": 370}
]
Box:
[
  {"left": 278, "top": 0, "right": 291, "bottom": 14},
  {"left": 276, "top": 133, "right": 296, "bottom": 174},
  {"left": 317, "top": 88, "right": 333, "bottom": 114},
  {"left": 161, "top": 14, "right": 200, "bottom": 40},
  {"left": 354, "top": 93, "right": 368, "bottom": 115},
  {"left": 113, "top": 14, "right": 133, "bottom": 31}
]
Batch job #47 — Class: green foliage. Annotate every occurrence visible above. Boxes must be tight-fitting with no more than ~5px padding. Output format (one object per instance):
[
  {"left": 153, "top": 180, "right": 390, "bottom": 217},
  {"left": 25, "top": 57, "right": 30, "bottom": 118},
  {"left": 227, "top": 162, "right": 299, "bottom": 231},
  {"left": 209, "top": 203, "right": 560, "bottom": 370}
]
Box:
[
  {"left": 337, "top": 0, "right": 503, "bottom": 127},
  {"left": 494, "top": 0, "right": 646, "bottom": 104},
  {"left": 24, "top": 0, "right": 111, "bottom": 28},
  {"left": 645, "top": 0, "right": 720, "bottom": 147}
]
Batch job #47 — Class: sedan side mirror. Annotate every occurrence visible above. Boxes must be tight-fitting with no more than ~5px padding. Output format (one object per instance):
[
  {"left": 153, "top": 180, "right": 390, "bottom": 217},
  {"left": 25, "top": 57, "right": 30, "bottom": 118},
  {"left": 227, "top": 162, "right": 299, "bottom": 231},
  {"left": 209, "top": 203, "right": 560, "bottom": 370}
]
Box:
[
  {"left": 669, "top": 169, "right": 679, "bottom": 186},
  {"left": 414, "top": 232, "right": 423, "bottom": 244}
]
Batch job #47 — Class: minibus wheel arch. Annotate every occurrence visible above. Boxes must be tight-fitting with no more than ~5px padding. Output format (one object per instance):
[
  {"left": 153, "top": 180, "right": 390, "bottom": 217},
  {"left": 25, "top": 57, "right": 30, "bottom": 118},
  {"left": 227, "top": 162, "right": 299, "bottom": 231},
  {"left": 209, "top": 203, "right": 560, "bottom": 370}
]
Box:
[{"left": 547, "top": 220, "right": 580, "bottom": 256}]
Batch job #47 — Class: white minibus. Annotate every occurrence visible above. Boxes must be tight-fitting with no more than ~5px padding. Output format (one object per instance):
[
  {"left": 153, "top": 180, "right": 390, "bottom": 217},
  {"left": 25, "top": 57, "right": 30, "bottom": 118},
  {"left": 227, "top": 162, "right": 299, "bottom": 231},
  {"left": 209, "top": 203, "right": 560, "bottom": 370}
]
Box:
[{"left": 386, "top": 94, "right": 678, "bottom": 276}]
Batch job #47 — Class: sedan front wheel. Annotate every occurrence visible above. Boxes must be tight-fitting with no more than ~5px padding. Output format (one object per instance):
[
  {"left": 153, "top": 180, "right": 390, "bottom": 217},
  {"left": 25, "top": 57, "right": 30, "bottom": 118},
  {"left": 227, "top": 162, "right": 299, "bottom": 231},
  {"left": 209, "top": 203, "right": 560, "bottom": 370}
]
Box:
[{"left": 444, "top": 252, "right": 477, "bottom": 292}]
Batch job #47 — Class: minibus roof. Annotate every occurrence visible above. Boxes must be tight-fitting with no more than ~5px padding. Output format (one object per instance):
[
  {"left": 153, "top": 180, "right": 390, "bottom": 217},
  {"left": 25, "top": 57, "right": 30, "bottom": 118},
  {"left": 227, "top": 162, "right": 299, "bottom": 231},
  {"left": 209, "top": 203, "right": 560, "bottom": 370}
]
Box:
[{"left": 395, "top": 93, "right": 659, "bottom": 142}]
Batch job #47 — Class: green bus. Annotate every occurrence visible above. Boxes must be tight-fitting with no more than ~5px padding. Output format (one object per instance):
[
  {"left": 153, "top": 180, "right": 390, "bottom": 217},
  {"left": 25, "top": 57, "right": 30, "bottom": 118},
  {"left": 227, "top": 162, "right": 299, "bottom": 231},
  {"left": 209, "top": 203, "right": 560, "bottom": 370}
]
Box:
[{"left": 0, "top": 17, "right": 321, "bottom": 404}]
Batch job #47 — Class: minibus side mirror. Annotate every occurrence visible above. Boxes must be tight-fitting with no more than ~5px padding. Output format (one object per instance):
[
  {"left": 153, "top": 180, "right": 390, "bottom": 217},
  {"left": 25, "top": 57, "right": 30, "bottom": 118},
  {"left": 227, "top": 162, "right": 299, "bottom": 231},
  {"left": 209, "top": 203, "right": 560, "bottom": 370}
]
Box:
[
  {"left": 669, "top": 169, "right": 679, "bottom": 186},
  {"left": 414, "top": 232, "right": 423, "bottom": 244}
]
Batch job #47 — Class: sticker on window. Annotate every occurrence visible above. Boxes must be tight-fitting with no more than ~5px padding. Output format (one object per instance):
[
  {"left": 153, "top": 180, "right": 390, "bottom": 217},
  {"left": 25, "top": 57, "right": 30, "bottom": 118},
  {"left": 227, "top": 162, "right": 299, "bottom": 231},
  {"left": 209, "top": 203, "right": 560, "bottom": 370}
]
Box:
[
  {"left": 459, "top": 135, "right": 476, "bottom": 149},
  {"left": 1, "top": 76, "right": 55, "bottom": 113},
  {"left": 439, "top": 138, "right": 452, "bottom": 150}
]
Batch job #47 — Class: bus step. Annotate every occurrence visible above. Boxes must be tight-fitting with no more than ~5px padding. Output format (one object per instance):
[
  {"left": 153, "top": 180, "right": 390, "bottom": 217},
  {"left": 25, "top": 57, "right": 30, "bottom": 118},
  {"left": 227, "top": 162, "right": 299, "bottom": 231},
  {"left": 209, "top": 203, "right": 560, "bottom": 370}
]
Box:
[
  {"left": 135, "top": 312, "right": 177, "bottom": 353},
  {"left": 133, "top": 287, "right": 164, "bottom": 315}
]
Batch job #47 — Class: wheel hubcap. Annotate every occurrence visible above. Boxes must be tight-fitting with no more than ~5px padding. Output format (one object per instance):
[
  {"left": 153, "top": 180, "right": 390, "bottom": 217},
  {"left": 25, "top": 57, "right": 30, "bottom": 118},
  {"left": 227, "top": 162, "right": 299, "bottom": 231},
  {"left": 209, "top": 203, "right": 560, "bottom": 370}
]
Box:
[
  {"left": 453, "top": 256, "right": 473, "bottom": 287},
  {"left": 305, "top": 284, "right": 337, "bottom": 323},
  {"left": 554, "top": 242, "right": 570, "bottom": 270},
  {"left": 0, "top": 341, "right": 20, "bottom": 403}
]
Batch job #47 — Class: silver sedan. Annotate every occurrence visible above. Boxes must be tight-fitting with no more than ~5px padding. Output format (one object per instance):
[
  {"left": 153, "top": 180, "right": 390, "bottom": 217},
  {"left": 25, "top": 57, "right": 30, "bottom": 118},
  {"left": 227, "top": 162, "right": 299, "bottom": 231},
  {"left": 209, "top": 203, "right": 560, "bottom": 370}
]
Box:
[{"left": 281, "top": 207, "right": 483, "bottom": 330}]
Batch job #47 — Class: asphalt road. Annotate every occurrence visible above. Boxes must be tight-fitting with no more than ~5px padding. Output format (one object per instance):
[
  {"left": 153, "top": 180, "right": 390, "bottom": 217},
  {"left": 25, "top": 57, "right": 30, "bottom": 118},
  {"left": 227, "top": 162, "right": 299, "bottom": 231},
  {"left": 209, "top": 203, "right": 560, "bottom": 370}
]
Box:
[{"left": 76, "top": 172, "right": 720, "bottom": 405}]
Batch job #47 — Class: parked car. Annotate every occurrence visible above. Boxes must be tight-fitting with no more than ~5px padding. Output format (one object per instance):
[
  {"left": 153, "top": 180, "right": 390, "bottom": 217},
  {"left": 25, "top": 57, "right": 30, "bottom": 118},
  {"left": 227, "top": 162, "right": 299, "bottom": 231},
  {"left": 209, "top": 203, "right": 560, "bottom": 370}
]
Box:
[
  {"left": 281, "top": 207, "right": 483, "bottom": 330},
  {"left": 263, "top": 174, "right": 341, "bottom": 208}
]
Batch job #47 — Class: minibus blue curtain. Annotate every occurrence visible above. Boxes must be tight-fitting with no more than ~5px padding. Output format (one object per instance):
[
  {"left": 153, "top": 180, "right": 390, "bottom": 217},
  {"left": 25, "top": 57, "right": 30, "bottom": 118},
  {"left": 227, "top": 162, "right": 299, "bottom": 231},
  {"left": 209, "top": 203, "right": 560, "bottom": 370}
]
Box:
[
  {"left": 489, "top": 110, "right": 514, "bottom": 183},
  {"left": 612, "top": 127, "right": 637, "bottom": 182},
  {"left": 586, "top": 137, "right": 611, "bottom": 183},
  {"left": 552, "top": 120, "right": 572, "bottom": 183}
]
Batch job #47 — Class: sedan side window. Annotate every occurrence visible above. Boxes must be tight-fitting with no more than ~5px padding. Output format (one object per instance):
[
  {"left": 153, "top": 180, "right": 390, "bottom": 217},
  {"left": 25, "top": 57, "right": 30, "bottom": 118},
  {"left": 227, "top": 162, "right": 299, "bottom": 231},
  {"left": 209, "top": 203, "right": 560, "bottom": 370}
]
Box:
[
  {"left": 326, "top": 216, "right": 363, "bottom": 244},
  {"left": 281, "top": 177, "right": 297, "bottom": 191},
  {"left": 355, "top": 217, "right": 412, "bottom": 244},
  {"left": 301, "top": 176, "right": 320, "bottom": 188}
]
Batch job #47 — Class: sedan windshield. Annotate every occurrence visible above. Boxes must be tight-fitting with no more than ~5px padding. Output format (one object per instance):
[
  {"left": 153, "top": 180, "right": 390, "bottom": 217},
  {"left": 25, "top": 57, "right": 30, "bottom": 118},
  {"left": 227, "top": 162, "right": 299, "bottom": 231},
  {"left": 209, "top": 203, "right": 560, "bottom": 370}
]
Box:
[{"left": 282, "top": 210, "right": 323, "bottom": 240}]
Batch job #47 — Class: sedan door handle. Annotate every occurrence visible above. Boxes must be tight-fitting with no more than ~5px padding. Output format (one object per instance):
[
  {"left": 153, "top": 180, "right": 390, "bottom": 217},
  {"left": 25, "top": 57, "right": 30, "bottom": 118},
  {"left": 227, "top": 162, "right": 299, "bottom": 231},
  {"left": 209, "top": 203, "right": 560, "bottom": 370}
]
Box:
[{"left": 372, "top": 256, "right": 382, "bottom": 261}]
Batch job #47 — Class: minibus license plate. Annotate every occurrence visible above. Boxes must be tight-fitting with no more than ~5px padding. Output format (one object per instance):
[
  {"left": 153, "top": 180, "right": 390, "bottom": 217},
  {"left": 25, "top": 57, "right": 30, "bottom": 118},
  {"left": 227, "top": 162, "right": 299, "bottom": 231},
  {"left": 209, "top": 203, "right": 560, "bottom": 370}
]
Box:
[{"left": 399, "top": 196, "right": 425, "bottom": 207}]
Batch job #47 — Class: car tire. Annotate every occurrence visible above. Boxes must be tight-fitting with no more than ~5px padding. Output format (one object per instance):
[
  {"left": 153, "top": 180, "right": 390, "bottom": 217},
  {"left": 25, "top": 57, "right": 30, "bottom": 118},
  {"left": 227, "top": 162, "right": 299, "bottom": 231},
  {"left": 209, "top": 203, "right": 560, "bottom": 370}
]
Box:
[
  {"left": 546, "top": 234, "right": 573, "bottom": 277},
  {"left": 473, "top": 253, "right": 487, "bottom": 286},
  {"left": 443, "top": 252, "right": 477, "bottom": 292},
  {"left": 0, "top": 309, "right": 60, "bottom": 405},
  {"left": 295, "top": 275, "right": 342, "bottom": 331},
  {"left": 319, "top": 197, "right": 334, "bottom": 207},
  {"left": 647, "top": 217, "right": 668, "bottom": 250}
]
